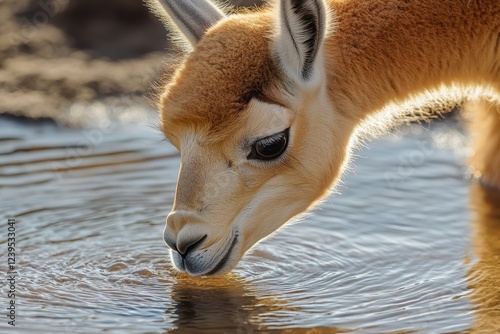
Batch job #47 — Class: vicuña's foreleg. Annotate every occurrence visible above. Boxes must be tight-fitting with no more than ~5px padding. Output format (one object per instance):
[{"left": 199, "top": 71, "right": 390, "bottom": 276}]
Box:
[{"left": 467, "top": 100, "right": 500, "bottom": 188}]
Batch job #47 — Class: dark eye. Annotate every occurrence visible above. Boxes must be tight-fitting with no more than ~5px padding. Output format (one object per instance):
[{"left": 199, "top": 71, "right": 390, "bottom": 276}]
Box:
[{"left": 247, "top": 129, "right": 289, "bottom": 161}]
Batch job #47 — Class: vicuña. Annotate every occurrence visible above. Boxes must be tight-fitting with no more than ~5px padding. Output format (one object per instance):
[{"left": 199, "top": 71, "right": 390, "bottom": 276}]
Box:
[{"left": 146, "top": 0, "right": 500, "bottom": 276}]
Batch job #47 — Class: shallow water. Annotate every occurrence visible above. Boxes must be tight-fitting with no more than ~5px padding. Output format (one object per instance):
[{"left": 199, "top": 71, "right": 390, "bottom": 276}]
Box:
[{"left": 1, "top": 110, "right": 499, "bottom": 333}]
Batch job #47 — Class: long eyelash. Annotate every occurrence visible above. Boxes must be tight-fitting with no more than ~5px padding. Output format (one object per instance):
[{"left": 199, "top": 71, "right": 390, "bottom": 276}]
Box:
[{"left": 258, "top": 133, "right": 285, "bottom": 146}]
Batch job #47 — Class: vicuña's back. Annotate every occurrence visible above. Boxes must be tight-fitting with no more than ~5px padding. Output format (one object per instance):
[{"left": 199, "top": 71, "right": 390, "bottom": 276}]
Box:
[
  {"left": 146, "top": 0, "right": 500, "bottom": 276},
  {"left": 325, "top": 0, "right": 500, "bottom": 118}
]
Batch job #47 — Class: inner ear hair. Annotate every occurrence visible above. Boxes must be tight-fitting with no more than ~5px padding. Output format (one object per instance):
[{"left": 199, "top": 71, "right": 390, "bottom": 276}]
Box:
[
  {"left": 289, "top": 0, "right": 325, "bottom": 80},
  {"left": 274, "top": 0, "right": 328, "bottom": 84}
]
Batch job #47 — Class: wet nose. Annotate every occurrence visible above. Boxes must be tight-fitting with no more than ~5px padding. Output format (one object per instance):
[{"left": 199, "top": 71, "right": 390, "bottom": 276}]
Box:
[
  {"left": 164, "top": 233, "right": 207, "bottom": 256},
  {"left": 164, "top": 211, "right": 208, "bottom": 256}
]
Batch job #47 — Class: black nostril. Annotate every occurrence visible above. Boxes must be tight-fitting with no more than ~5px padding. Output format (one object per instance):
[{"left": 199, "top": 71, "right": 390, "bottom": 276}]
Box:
[
  {"left": 164, "top": 235, "right": 178, "bottom": 252},
  {"left": 178, "top": 234, "right": 207, "bottom": 257}
]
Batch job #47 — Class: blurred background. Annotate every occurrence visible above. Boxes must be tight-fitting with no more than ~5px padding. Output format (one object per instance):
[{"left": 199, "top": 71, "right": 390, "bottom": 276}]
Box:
[{"left": 0, "top": 0, "right": 262, "bottom": 124}]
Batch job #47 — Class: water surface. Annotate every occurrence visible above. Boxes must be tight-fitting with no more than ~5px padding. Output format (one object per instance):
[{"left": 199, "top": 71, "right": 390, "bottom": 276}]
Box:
[{"left": 1, "top": 110, "right": 499, "bottom": 333}]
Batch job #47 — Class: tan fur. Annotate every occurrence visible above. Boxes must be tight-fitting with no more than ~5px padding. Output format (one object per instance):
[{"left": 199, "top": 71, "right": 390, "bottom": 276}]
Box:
[
  {"left": 160, "top": 13, "right": 278, "bottom": 143},
  {"left": 325, "top": 0, "right": 500, "bottom": 118},
  {"left": 153, "top": 0, "right": 500, "bottom": 276}
]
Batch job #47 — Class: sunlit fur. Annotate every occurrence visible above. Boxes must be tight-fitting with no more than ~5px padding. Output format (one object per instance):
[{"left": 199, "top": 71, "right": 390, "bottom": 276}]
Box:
[{"left": 151, "top": 0, "right": 500, "bottom": 276}]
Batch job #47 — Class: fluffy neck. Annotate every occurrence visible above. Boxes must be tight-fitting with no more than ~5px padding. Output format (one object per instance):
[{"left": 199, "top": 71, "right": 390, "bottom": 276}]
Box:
[{"left": 324, "top": 0, "right": 500, "bottom": 121}]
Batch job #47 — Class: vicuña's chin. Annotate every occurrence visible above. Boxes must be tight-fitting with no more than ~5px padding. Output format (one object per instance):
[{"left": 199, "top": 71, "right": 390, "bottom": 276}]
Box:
[{"left": 171, "top": 232, "right": 240, "bottom": 276}]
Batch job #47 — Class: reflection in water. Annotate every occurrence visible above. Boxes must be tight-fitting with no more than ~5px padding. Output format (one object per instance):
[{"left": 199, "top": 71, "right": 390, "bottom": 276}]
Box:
[
  {"left": 468, "top": 185, "right": 500, "bottom": 332},
  {"left": 166, "top": 275, "right": 272, "bottom": 333},
  {"left": 165, "top": 274, "right": 345, "bottom": 334},
  {"left": 166, "top": 274, "right": 275, "bottom": 333}
]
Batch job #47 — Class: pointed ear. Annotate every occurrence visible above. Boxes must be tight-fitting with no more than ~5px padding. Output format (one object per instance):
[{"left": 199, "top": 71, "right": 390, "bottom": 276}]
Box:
[
  {"left": 272, "top": 0, "right": 330, "bottom": 84},
  {"left": 145, "top": 0, "right": 227, "bottom": 50}
]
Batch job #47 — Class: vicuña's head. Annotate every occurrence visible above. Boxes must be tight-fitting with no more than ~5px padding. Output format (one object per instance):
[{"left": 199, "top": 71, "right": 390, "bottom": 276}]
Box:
[{"left": 148, "top": 0, "right": 356, "bottom": 276}]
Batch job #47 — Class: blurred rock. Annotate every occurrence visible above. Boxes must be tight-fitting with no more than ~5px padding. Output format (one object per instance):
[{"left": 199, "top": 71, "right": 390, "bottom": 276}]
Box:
[
  {"left": 0, "top": 0, "right": 263, "bottom": 125},
  {"left": 52, "top": 0, "right": 169, "bottom": 59}
]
